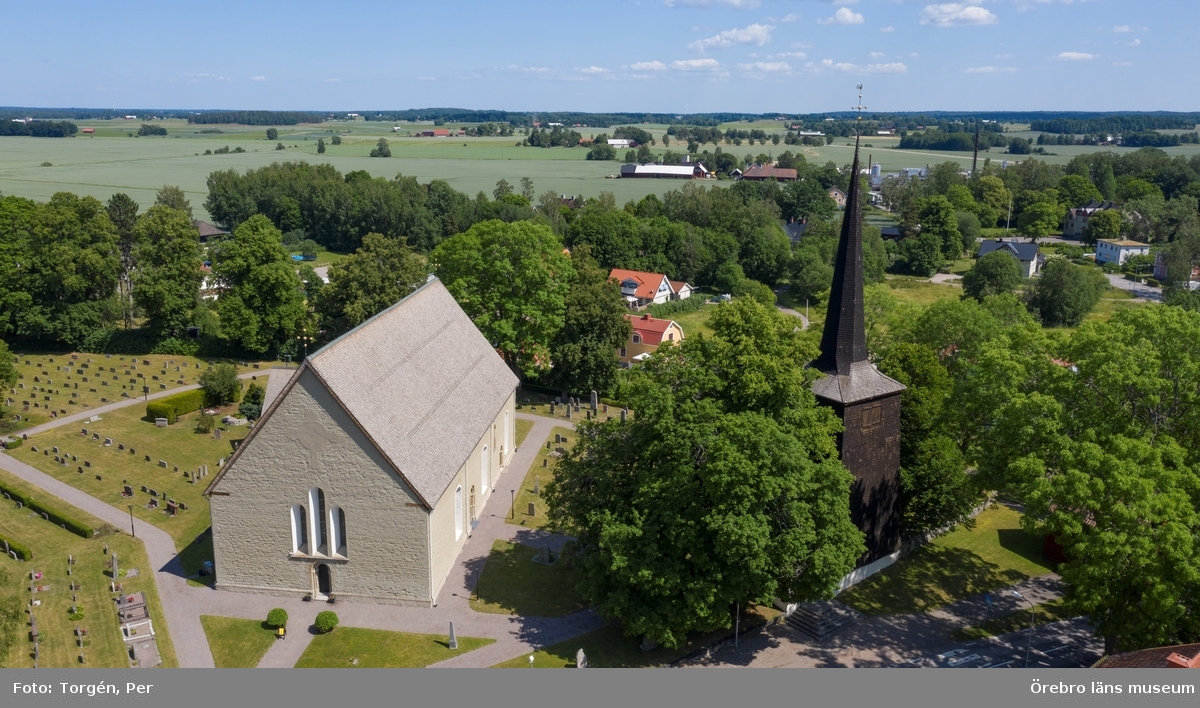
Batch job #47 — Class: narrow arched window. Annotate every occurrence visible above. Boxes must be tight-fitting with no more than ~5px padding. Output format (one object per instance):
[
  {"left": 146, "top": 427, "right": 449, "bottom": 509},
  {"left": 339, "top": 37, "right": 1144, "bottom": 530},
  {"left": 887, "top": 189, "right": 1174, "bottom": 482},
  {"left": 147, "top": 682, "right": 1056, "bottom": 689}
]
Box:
[
  {"left": 481, "top": 445, "right": 489, "bottom": 493},
  {"left": 291, "top": 504, "right": 308, "bottom": 554},
  {"left": 454, "top": 486, "right": 463, "bottom": 540},
  {"left": 337, "top": 507, "right": 347, "bottom": 556},
  {"left": 309, "top": 488, "right": 328, "bottom": 556},
  {"left": 503, "top": 411, "right": 510, "bottom": 454}
]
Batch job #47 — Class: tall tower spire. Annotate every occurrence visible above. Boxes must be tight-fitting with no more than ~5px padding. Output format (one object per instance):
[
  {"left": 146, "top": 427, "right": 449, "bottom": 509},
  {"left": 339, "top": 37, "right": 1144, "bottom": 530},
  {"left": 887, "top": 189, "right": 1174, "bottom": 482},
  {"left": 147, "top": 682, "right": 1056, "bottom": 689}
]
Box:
[{"left": 813, "top": 139, "right": 867, "bottom": 375}]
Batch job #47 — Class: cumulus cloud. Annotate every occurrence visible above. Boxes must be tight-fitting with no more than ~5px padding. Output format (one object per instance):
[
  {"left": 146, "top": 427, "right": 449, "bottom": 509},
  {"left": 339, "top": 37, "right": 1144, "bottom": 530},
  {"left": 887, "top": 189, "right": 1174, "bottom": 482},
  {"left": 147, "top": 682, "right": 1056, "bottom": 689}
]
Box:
[
  {"left": 809, "top": 59, "right": 907, "bottom": 75},
  {"left": 880, "top": 26, "right": 895, "bottom": 32},
  {"left": 964, "top": 66, "right": 1018, "bottom": 73},
  {"left": 1127, "top": 38, "right": 1141, "bottom": 46},
  {"left": 780, "top": 13, "right": 801, "bottom": 23},
  {"left": 1113, "top": 25, "right": 1130, "bottom": 32},
  {"left": 580, "top": 66, "right": 609, "bottom": 74},
  {"left": 1112, "top": 61, "right": 1132, "bottom": 66},
  {"left": 689, "top": 23, "right": 773, "bottom": 51},
  {"left": 1053, "top": 51, "right": 1096, "bottom": 60},
  {"left": 737, "top": 61, "right": 791, "bottom": 72},
  {"left": 671, "top": 58, "right": 722, "bottom": 70},
  {"left": 818, "top": 7, "right": 864, "bottom": 25},
  {"left": 868, "top": 51, "right": 885, "bottom": 58},
  {"left": 665, "top": 0, "right": 760, "bottom": 7},
  {"left": 919, "top": 3, "right": 998, "bottom": 27},
  {"left": 631, "top": 61, "right": 668, "bottom": 71},
  {"left": 776, "top": 51, "right": 808, "bottom": 59}
]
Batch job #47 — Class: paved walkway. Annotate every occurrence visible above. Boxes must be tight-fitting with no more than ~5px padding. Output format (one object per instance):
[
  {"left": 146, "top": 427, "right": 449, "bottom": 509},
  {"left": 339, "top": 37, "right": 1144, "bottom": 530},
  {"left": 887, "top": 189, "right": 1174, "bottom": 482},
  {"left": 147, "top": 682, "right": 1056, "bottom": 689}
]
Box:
[
  {"left": 1, "top": 408, "right": 603, "bottom": 668},
  {"left": 1105, "top": 273, "right": 1163, "bottom": 302}
]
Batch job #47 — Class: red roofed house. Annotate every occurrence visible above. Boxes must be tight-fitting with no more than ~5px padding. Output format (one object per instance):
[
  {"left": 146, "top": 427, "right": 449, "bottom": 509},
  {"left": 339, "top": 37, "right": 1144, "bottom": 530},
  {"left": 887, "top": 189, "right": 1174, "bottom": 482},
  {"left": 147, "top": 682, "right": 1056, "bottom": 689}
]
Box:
[
  {"left": 1095, "top": 643, "right": 1200, "bottom": 668},
  {"left": 619, "top": 313, "right": 684, "bottom": 367},
  {"left": 669, "top": 280, "right": 695, "bottom": 301},
  {"left": 420, "top": 129, "right": 451, "bottom": 137},
  {"left": 741, "top": 165, "right": 798, "bottom": 182},
  {"left": 609, "top": 268, "right": 675, "bottom": 309}
]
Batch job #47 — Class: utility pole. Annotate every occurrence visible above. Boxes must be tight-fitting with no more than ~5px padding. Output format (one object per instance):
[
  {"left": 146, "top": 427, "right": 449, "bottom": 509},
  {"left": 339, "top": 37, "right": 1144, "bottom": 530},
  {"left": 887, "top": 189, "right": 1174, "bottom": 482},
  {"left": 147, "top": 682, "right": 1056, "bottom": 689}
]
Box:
[{"left": 972, "top": 119, "right": 981, "bottom": 177}]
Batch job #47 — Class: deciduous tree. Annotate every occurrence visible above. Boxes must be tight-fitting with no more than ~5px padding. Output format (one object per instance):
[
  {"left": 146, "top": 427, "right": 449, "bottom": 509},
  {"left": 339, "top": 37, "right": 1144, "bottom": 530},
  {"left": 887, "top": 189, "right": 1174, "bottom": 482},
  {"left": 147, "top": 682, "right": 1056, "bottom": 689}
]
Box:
[
  {"left": 962, "top": 250, "right": 1023, "bottom": 302},
  {"left": 212, "top": 215, "right": 307, "bottom": 354},
  {"left": 1027, "top": 257, "right": 1108, "bottom": 326},
  {"left": 131, "top": 205, "right": 203, "bottom": 337},
  {"left": 315, "top": 232, "right": 428, "bottom": 338}
]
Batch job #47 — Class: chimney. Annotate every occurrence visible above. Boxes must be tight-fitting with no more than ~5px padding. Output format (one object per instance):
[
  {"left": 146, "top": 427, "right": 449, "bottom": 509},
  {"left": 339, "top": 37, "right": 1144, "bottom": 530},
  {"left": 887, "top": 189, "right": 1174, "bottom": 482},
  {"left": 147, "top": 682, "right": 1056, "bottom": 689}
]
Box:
[{"left": 1166, "top": 650, "right": 1200, "bottom": 668}]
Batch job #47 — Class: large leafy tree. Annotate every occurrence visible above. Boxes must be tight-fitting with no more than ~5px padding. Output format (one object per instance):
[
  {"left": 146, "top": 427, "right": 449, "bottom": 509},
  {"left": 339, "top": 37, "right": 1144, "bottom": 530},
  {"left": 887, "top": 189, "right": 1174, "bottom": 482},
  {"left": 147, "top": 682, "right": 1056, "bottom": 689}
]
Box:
[
  {"left": 919, "top": 195, "right": 963, "bottom": 259},
  {"left": 131, "top": 206, "right": 203, "bottom": 337},
  {"left": 315, "top": 232, "right": 428, "bottom": 338},
  {"left": 213, "top": 215, "right": 307, "bottom": 354},
  {"left": 155, "top": 185, "right": 192, "bottom": 218},
  {"left": 541, "top": 246, "right": 630, "bottom": 398},
  {"left": 105, "top": 192, "right": 140, "bottom": 329},
  {"left": 433, "top": 219, "right": 574, "bottom": 378},
  {"left": 546, "top": 298, "right": 863, "bottom": 648},
  {"left": 961, "top": 250, "right": 1023, "bottom": 302},
  {"left": 1027, "top": 257, "right": 1108, "bottom": 327}
]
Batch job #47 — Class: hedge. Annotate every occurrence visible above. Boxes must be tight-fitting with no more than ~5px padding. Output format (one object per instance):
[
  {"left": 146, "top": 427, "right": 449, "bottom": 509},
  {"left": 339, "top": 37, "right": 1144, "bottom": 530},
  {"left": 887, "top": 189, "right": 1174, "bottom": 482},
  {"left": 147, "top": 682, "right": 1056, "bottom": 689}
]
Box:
[
  {"left": 0, "top": 483, "right": 94, "bottom": 538},
  {"left": 146, "top": 388, "right": 205, "bottom": 423},
  {"left": 2, "top": 438, "right": 21, "bottom": 450},
  {"left": 646, "top": 294, "right": 708, "bottom": 319},
  {"left": 0, "top": 534, "right": 32, "bottom": 561}
]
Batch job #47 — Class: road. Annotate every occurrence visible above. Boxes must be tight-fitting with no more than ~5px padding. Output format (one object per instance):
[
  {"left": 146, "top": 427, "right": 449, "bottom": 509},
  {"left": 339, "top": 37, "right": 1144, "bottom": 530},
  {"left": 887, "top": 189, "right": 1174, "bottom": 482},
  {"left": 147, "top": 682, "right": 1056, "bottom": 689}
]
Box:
[{"left": 1105, "top": 273, "right": 1163, "bottom": 301}]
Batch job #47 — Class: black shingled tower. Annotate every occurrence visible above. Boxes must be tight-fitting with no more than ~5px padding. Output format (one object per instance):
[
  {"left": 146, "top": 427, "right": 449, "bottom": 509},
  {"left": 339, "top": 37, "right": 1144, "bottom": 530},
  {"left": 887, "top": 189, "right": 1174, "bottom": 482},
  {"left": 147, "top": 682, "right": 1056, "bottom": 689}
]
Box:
[{"left": 810, "top": 134, "right": 906, "bottom": 566}]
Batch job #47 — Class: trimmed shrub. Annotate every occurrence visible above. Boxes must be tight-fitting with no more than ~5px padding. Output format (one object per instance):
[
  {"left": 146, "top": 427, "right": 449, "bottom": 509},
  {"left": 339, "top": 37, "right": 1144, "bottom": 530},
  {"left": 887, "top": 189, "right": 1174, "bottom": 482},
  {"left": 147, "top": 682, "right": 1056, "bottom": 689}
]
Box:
[
  {"left": 195, "top": 412, "right": 215, "bottom": 434},
  {"left": 3, "top": 438, "right": 22, "bottom": 450},
  {"left": 646, "top": 294, "right": 708, "bottom": 319},
  {"left": 314, "top": 611, "right": 339, "bottom": 634},
  {"left": 0, "top": 483, "right": 94, "bottom": 538},
  {"left": 146, "top": 401, "right": 175, "bottom": 425},
  {"left": 266, "top": 608, "right": 288, "bottom": 628},
  {"left": 0, "top": 534, "right": 33, "bottom": 560}
]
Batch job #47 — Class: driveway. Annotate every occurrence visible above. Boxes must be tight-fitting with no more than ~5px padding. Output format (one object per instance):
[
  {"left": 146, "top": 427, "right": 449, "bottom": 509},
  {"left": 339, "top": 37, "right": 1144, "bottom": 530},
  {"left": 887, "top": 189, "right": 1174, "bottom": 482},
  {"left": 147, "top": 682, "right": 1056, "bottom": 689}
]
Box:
[{"left": 1105, "top": 273, "right": 1162, "bottom": 302}]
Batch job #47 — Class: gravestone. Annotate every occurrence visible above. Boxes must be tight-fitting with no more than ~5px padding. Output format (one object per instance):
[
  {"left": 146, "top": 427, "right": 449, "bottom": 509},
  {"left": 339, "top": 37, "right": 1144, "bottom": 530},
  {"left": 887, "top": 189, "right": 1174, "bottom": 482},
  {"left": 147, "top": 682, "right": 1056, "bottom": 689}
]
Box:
[
  {"left": 586, "top": 411, "right": 592, "bottom": 421},
  {"left": 158, "top": 460, "right": 167, "bottom": 468},
  {"left": 448, "top": 621, "right": 458, "bottom": 650},
  {"left": 214, "top": 429, "right": 221, "bottom": 441},
  {"left": 603, "top": 404, "right": 608, "bottom": 413},
  {"left": 549, "top": 402, "right": 555, "bottom": 415},
  {"left": 576, "top": 649, "right": 588, "bottom": 668},
  {"left": 103, "top": 438, "right": 112, "bottom": 446},
  {"left": 565, "top": 406, "right": 572, "bottom": 420},
  {"left": 590, "top": 390, "right": 598, "bottom": 411},
  {"left": 527, "top": 502, "right": 535, "bottom": 517},
  {"left": 620, "top": 408, "right": 627, "bottom": 423},
  {"left": 542, "top": 458, "right": 547, "bottom": 468},
  {"left": 155, "top": 418, "right": 167, "bottom": 428},
  {"left": 533, "top": 477, "right": 539, "bottom": 494}
]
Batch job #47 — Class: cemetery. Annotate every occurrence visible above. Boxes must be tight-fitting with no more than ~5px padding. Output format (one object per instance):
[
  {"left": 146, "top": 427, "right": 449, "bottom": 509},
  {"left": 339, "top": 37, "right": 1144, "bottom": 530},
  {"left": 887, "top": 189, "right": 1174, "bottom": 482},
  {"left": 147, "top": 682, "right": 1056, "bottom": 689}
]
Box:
[
  {"left": 293, "top": 626, "right": 495, "bottom": 668},
  {"left": 0, "top": 468, "right": 177, "bottom": 668},
  {"left": 1, "top": 353, "right": 271, "bottom": 435},
  {"left": 8, "top": 400, "right": 245, "bottom": 551},
  {"left": 507, "top": 425, "right": 574, "bottom": 530},
  {"left": 470, "top": 539, "right": 586, "bottom": 618},
  {"left": 514, "top": 391, "right": 627, "bottom": 426}
]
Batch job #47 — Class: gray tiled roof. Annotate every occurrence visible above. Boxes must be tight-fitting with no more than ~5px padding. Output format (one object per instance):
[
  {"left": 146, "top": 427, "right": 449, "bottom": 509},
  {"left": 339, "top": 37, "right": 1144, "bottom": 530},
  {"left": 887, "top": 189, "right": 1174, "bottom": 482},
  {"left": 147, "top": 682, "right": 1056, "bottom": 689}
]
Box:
[
  {"left": 306, "top": 278, "right": 518, "bottom": 505},
  {"left": 977, "top": 239, "right": 1040, "bottom": 263},
  {"left": 811, "top": 360, "right": 906, "bottom": 405},
  {"left": 260, "top": 367, "right": 298, "bottom": 412}
]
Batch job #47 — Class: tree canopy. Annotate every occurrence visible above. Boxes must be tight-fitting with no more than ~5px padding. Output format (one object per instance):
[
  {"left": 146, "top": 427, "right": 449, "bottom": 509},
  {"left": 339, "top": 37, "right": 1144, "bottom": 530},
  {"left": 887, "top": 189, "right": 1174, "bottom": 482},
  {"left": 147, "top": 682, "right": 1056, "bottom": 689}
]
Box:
[
  {"left": 315, "top": 233, "right": 428, "bottom": 338},
  {"left": 212, "top": 215, "right": 307, "bottom": 354}
]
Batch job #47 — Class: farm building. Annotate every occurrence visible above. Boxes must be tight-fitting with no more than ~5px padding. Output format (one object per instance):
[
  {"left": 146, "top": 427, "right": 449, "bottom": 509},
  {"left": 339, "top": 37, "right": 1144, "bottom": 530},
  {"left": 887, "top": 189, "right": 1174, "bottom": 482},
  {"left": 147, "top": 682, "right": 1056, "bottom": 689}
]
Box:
[
  {"left": 81, "top": 127, "right": 95, "bottom": 134},
  {"left": 192, "top": 220, "right": 229, "bottom": 243},
  {"left": 607, "top": 139, "right": 635, "bottom": 148},
  {"left": 204, "top": 278, "right": 519, "bottom": 606},
  {"left": 619, "top": 163, "right": 710, "bottom": 179},
  {"left": 741, "top": 166, "right": 798, "bottom": 181},
  {"left": 828, "top": 186, "right": 846, "bottom": 208},
  {"left": 419, "top": 129, "right": 451, "bottom": 137}
]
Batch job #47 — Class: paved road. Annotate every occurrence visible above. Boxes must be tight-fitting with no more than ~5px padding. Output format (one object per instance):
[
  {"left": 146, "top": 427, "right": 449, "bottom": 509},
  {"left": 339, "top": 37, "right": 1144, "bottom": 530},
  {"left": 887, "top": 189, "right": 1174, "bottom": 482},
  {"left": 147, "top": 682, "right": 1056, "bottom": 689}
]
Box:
[
  {"left": 1, "top": 409, "right": 603, "bottom": 668},
  {"left": 905, "top": 618, "right": 1103, "bottom": 669},
  {"left": 1105, "top": 273, "right": 1163, "bottom": 301},
  {"left": 773, "top": 290, "right": 810, "bottom": 330}
]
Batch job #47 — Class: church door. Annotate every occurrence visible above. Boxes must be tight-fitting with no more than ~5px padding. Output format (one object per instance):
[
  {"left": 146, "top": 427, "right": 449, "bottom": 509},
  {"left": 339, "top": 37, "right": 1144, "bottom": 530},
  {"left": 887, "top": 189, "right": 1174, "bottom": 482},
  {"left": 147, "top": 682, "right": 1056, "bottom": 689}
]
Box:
[
  {"left": 469, "top": 486, "right": 476, "bottom": 525},
  {"left": 315, "top": 563, "right": 331, "bottom": 597}
]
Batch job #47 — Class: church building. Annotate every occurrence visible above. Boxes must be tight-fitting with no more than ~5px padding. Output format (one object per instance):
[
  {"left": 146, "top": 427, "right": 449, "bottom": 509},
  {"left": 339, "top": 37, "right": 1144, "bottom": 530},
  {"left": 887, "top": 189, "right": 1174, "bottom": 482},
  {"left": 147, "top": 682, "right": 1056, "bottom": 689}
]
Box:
[
  {"left": 204, "top": 278, "right": 519, "bottom": 606},
  {"left": 810, "top": 138, "right": 906, "bottom": 567}
]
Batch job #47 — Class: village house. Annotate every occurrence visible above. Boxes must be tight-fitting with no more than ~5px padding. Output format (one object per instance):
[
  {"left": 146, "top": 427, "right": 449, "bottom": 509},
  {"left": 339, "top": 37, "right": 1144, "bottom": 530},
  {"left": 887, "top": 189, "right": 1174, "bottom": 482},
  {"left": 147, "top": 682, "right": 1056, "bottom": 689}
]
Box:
[
  {"left": 976, "top": 239, "right": 1044, "bottom": 278},
  {"left": 669, "top": 280, "right": 695, "bottom": 301},
  {"left": 1063, "top": 200, "right": 1115, "bottom": 239},
  {"left": 192, "top": 220, "right": 229, "bottom": 244},
  {"left": 828, "top": 186, "right": 847, "bottom": 208},
  {"left": 609, "top": 268, "right": 675, "bottom": 309},
  {"left": 618, "top": 313, "right": 684, "bottom": 367},
  {"left": 204, "top": 278, "right": 519, "bottom": 606},
  {"left": 1095, "top": 238, "right": 1150, "bottom": 266},
  {"left": 740, "top": 165, "right": 798, "bottom": 182}
]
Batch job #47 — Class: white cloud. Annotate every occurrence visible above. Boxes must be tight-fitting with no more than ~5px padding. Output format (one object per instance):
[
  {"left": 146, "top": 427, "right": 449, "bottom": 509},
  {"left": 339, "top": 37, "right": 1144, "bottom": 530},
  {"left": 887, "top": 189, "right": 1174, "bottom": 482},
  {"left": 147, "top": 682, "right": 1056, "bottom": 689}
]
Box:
[
  {"left": 665, "top": 0, "right": 760, "bottom": 7},
  {"left": 919, "top": 4, "right": 998, "bottom": 27},
  {"left": 631, "top": 61, "right": 668, "bottom": 71},
  {"left": 809, "top": 60, "right": 907, "bottom": 75},
  {"left": 1053, "top": 51, "right": 1097, "bottom": 60},
  {"left": 671, "top": 58, "right": 722, "bottom": 70},
  {"left": 1113, "top": 25, "right": 1130, "bottom": 32},
  {"left": 819, "top": 7, "right": 864, "bottom": 25},
  {"left": 781, "top": 13, "right": 801, "bottom": 23},
  {"left": 737, "top": 61, "right": 791, "bottom": 72},
  {"left": 580, "top": 66, "right": 609, "bottom": 74},
  {"left": 868, "top": 51, "right": 885, "bottom": 58},
  {"left": 880, "top": 26, "right": 895, "bottom": 32},
  {"left": 792, "top": 41, "right": 813, "bottom": 49},
  {"left": 776, "top": 51, "right": 807, "bottom": 59},
  {"left": 1127, "top": 38, "right": 1141, "bottom": 46},
  {"left": 689, "top": 23, "right": 773, "bottom": 51},
  {"left": 1112, "top": 61, "right": 1132, "bottom": 66},
  {"left": 964, "top": 66, "right": 1018, "bottom": 73},
  {"left": 251, "top": 76, "right": 267, "bottom": 81},
  {"left": 995, "top": 53, "right": 1013, "bottom": 58}
]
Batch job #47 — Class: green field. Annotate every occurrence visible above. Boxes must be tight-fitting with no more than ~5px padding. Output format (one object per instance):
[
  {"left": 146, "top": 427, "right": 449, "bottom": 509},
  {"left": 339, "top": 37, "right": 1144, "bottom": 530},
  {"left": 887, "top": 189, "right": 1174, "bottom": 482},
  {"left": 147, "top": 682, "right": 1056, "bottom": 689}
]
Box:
[
  {"left": 0, "top": 468, "right": 177, "bottom": 667},
  {"left": 294, "top": 627, "right": 493, "bottom": 668}
]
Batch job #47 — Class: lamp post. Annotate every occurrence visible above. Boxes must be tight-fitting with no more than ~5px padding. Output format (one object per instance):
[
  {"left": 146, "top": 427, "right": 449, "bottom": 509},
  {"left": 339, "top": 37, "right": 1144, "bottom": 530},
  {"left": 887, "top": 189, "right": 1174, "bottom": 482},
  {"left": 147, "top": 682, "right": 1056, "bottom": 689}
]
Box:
[
  {"left": 296, "top": 328, "right": 311, "bottom": 362},
  {"left": 1011, "top": 590, "right": 1035, "bottom": 668},
  {"left": 127, "top": 506, "right": 135, "bottom": 539},
  {"left": 510, "top": 490, "right": 515, "bottom": 520}
]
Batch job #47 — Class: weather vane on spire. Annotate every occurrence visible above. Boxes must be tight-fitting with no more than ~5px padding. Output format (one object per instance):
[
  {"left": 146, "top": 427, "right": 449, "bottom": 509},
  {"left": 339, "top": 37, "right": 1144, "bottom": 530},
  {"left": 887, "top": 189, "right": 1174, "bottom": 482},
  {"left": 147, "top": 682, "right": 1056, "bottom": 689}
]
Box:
[{"left": 853, "top": 84, "right": 867, "bottom": 137}]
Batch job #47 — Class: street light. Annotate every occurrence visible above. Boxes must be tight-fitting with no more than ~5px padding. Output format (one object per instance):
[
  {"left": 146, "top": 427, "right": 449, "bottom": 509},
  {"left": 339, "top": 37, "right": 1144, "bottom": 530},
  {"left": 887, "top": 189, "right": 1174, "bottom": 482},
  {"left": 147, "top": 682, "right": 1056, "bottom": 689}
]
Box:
[
  {"left": 127, "top": 505, "right": 135, "bottom": 539},
  {"left": 1011, "top": 590, "right": 1035, "bottom": 668},
  {"left": 510, "top": 490, "right": 515, "bottom": 520}
]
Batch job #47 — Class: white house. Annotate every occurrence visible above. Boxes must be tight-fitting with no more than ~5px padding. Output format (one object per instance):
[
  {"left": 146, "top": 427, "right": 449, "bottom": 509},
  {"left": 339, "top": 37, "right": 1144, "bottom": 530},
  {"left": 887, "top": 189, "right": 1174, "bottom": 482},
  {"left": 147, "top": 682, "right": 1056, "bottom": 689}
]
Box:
[
  {"left": 1063, "top": 200, "right": 1115, "bottom": 239},
  {"left": 1096, "top": 239, "right": 1149, "bottom": 266},
  {"left": 607, "top": 139, "right": 634, "bottom": 149}
]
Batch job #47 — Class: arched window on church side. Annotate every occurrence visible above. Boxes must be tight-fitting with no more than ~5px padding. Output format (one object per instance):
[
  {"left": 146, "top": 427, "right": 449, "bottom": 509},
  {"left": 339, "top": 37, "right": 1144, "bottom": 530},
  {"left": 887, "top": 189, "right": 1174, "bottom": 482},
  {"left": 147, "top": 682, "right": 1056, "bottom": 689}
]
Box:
[
  {"left": 454, "top": 486, "right": 463, "bottom": 540},
  {"left": 309, "top": 488, "right": 328, "bottom": 556},
  {"left": 482, "top": 445, "right": 489, "bottom": 494},
  {"left": 291, "top": 504, "right": 308, "bottom": 555},
  {"left": 336, "top": 507, "right": 347, "bottom": 557}
]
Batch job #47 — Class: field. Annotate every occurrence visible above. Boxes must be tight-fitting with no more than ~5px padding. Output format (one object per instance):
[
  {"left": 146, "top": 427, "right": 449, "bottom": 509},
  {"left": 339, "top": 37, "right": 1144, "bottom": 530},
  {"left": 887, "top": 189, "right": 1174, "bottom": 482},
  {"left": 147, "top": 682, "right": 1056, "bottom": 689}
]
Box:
[
  {"left": 294, "top": 627, "right": 493, "bottom": 668},
  {"left": 0, "top": 468, "right": 177, "bottom": 668},
  {"left": 8, "top": 402, "right": 247, "bottom": 551},
  {"left": 3, "top": 352, "right": 274, "bottom": 435}
]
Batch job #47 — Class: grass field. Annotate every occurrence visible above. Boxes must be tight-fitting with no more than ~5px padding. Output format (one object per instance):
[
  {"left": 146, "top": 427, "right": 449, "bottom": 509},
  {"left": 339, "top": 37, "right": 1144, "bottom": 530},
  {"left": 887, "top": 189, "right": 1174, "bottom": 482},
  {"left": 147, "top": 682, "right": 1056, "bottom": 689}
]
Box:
[
  {"left": 507, "top": 426, "right": 574, "bottom": 530},
  {"left": 513, "top": 418, "right": 534, "bottom": 450},
  {"left": 3, "top": 352, "right": 272, "bottom": 435},
  {"left": 491, "top": 605, "right": 779, "bottom": 668},
  {"left": 0, "top": 468, "right": 177, "bottom": 668},
  {"left": 294, "top": 627, "right": 493, "bottom": 668},
  {"left": 199, "top": 615, "right": 277, "bottom": 668},
  {"left": 670, "top": 304, "right": 717, "bottom": 339},
  {"left": 837, "top": 505, "right": 1055, "bottom": 616},
  {"left": 884, "top": 277, "right": 963, "bottom": 306},
  {"left": 9, "top": 402, "right": 246, "bottom": 550},
  {"left": 470, "top": 540, "right": 586, "bottom": 618}
]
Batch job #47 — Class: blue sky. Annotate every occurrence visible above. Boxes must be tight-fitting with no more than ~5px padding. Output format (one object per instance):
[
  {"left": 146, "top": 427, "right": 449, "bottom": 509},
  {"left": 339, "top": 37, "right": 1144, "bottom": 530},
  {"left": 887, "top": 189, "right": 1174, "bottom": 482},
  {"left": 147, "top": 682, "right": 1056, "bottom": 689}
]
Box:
[{"left": 2, "top": 0, "right": 1194, "bottom": 113}]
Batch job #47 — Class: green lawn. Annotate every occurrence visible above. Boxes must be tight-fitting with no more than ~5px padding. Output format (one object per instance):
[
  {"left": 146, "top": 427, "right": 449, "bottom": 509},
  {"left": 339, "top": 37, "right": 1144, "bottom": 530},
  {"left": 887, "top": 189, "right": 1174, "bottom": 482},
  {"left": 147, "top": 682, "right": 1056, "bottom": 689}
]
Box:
[
  {"left": 884, "top": 277, "right": 964, "bottom": 306},
  {"left": 669, "top": 305, "right": 716, "bottom": 339},
  {"left": 470, "top": 540, "right": 586, "bottom": 617},
  {"left": 294, "top": 627, "right": 494, "bottom": 668},
  {"left": 199, "top": 615, "right": 277, "bottom": 668},
  {"left": 9, "top": 402, "right": 246, "bottom": 549},
  {"left": 0, "top": 468, "right": 177, "bottom": 668},
  {"left": 838, "top": 505, "right": 1055, "bottom": 616},
  {"left": 952, "top": 598, "right": 1073, "bottom": 641},
  {"left": 2, "top": 352, "right": 273, "bottom": 435},
  {"left": 492, "top": 606, "right": 779, "bottom": 668},
  {"left": 507, "top": 426, "right": 574, "bottom": 530},
  {"left": 513, "top": 418, "right": 534, "bottom": 450}
]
